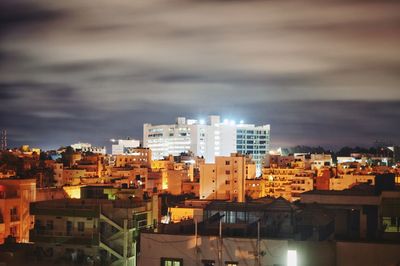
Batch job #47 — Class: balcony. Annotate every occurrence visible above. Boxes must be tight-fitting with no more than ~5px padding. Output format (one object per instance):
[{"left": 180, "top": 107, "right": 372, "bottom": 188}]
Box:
[{"left": 30, "top": 230, "right": 99, "bottom": 245}]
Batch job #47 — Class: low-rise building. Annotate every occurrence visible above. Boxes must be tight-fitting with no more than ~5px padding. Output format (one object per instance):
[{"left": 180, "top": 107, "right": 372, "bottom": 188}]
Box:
[
  {"left": 30, "top": 196, "right": 158, "bottom": 266},
  {"left": 247, "top": 168, "right": 314, "bottom": 201},
  {"left": 330, "top": 174, "right": 375, "bottom": 190},
  {"left": 0, "top": 178, "right": 36, "bottom": 244}
]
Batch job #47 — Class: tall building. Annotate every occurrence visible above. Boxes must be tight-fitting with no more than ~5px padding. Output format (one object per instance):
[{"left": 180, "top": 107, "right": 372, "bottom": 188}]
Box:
[
  {"left": 199, "top": 153, "right": 256, "bottom": 202},
  {"left": 143, "top": 115, "right": 270, "bottom": 175}
]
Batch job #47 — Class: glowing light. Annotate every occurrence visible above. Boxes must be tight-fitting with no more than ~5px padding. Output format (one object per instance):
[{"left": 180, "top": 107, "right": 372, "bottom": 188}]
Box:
[
  {"left": 287, "top": 250, "right": 297, "bottom": 266},
  {"left": 239, "top": 120, "right": 244, "bottom": 124},
  {"left": 230, "top": 120, "right": 236, "bottom": 125},
  {"left": 199, "top": 119, "right": 205, "bottom": 125},
  {"left": 223, "top": 119, "right": 229, "bottom": 124}
]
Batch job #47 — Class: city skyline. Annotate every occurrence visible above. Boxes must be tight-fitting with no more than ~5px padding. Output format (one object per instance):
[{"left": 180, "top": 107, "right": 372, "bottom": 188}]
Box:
[{"left": 1, "top": 0, "right": 400, "bottom": 150}]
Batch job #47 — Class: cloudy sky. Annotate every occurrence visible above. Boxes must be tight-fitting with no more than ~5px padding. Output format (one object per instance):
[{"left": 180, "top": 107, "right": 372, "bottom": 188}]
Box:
[{"left": 1, "top": 0, "right": 399, "bottom": 150}]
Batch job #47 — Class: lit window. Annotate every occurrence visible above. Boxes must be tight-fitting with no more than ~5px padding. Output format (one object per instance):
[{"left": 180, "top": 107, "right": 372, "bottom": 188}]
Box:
[
  {"left": 225, "top": 262, "right": 238, "bottom": 266},
  {"left": 161, "top": 257, "right": 183, "bottom": 266}
]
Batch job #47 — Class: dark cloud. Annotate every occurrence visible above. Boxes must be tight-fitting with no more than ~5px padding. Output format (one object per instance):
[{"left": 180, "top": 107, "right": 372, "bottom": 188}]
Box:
[
  {"left": 0, "top": 0, "right": 399, "bottom": 149},
  {"left": 0, "top": 0, "right": 67, "bottom": 38}
]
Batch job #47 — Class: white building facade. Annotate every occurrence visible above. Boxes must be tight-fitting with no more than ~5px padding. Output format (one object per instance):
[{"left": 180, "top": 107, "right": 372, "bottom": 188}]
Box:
[
  {"left": 143, "top": 115, "right": 270, "bottom": 175},
  {"left": 111, "top": 139, "right": 140, "bottom": 155},
  {"left": 70, "top": 142, "right": 106, "bottom": 155}
]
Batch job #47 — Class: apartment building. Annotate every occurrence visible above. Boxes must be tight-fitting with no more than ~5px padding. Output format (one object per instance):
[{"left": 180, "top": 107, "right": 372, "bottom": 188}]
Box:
[
  {"left": 30, "top": 196, "right": 158, "bottom": 266},
  {"left": 0, "top": 178, "right": 36, "bottom": 244},
  {"left": 246, "top": 168, "right": 314, "bottom": 202},
  {"left": 330, "top": 174, "right": 375, "bottom": 190},
  {"left": 200, "top": 153, "right": 256, "bottom": 202}
]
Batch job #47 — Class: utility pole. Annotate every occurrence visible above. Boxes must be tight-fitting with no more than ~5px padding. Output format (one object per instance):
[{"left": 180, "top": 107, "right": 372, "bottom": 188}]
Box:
[
  {"left": 218, "top": 219, "right": 223, "bottom": 266},
  {"left": 256, "top": 220, "right": 261, "bottom": 266},
  {"left": 195, "top": 219, "right": 199, "bottom": 266}
]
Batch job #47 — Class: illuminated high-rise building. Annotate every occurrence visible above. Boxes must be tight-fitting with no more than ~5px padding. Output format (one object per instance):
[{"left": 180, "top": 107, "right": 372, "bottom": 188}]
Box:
[{"left": 143, "top": 115, "right": 270, "bottom": 175}]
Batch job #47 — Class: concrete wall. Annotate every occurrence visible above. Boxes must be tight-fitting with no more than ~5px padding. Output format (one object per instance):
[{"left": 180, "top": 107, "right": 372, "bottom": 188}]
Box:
[
  {"left": 139, "top": 233, "right": 400, "bottom": 266},
  {"left": 337, "top": 241, "right": 400, "bottom": 266}
]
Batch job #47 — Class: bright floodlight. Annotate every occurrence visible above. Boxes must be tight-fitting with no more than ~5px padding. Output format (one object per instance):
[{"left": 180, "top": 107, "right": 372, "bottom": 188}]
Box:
[
  {"left": 230, "top": 120, "right": 236, "bottom": 125},
  {"left": 110, "top": 138, "right": 116, "bottom": 143},
  {"left": 239, "top": 120, "right": 244, "bottom": 124},
  {"left": 199, "top": 119, "right": 205, "bottom": 125},
  {"left": 223, "top": 119, "right": 229, "bottom": 124},
  {"left": 287, "top": 250, "right": 297, "bottom": 266}
]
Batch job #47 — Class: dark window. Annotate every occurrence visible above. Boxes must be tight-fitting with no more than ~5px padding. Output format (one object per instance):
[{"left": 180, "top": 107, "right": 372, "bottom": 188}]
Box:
[
  {"left": 66, "top": 221, "right": 73, "bottom": 236},
  {"left": 225, "top": 161, "right": 230, "bottom": 165},
  {"left": 202, "top": 260, "right": 215, "bottom": 266},
  {"left": 225, "top": 170, "right": 230, "bottom": 175},
  {"left": 78, "top": 222, "right": 85, "bottom": 232},
  {"left": 46, "top": 220, "right": 54, "bottom": 230}
]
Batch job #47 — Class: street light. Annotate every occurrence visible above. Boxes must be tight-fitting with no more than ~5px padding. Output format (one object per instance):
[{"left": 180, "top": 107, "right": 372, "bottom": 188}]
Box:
[{"left": 287, "top": 250, "right": 297, "bottom": 266}]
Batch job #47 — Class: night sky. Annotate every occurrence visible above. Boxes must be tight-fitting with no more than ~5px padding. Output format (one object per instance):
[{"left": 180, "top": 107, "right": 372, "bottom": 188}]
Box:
[{"left": 1, "top": 0, "right": 399, "bottom": 150}]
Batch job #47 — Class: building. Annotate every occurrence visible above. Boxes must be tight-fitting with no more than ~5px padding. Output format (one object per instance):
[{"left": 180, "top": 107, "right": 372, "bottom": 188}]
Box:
[
  {"left": 143, "top": 115, "right": 270, "bottom": 175},
  {"left": 247, "top": 168, "right": 314, "bottom": 202},
  {"left": 330, "top": 174, "right": 375, "bottom": 191},
  {"left": 70, "top": 142, "right": 106, "bottom": 155},
  {"left": 0, "top": 178, "right": 36, "bottom": 244},
  {"left": 139, "top": 187, "right": 400, "bottom": 266},
  {"left": 111, "top": 139, "right": 141, "bottom": 155},
  {"left": 30, "top": 196, "right": 158, "bottom": 266},
  {"left": 53, "top": 163, "right": 64, "bottom": 187},
  {"left": 200, "top": 153, "right": 256, "bottom": 202},
  {"left": 139, "top": 232, "right": 400, "bottom": 266},
  {"left": 300, "top": 177, "right": 400, "bottom": 240},
  {"left": 114, "top": 148, "right": 152, "bottom": 168}
]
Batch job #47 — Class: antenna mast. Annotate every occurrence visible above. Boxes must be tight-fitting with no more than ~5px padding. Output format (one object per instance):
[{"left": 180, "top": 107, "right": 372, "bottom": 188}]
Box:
[{"left": 1, "top": 129, "right": 7, "bottom": 150}]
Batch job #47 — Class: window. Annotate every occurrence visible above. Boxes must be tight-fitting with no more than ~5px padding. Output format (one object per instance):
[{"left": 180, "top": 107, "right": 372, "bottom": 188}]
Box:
[
  {"left": 135, "top": 213, "right": 148, "bottom": 229},
  {"left": 161, "top": 257, "right": 183, "bottom": 266},
  {"left": 202, "top": 260, "right": 215, "bottom": 266},
  {"left": 77, "top": 221, "right": 85, "bottom": 232},
  {"left": 10, "top": 207, "right": 17, "bottom": 215},
  {"left": 225, "top": 262, "right": 238, "bottom": 266},
  {"left": 10, "top": 226, "right": 17, "bottom": 237},
  {"left": 10, "top": 207, "right": 18, "bottom": 221},
  {"left": 383, "top": 217, "right": 400, "bottom": 232},
  {"left": 225, "top": 161, "right": 230, "bottom": 166},
  {"left": 225, "top": 170, "right": 230, "bottom": 175},
  {"left": 46, "top": 220, "right": 54, "bottom": 230}
]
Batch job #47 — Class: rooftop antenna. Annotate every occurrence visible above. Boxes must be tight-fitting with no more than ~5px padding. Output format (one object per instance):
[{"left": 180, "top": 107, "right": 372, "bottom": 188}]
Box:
[{"left": 1, "top": 129, "right": 7, "bottom": 150}]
